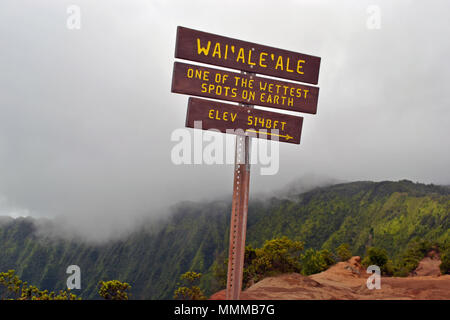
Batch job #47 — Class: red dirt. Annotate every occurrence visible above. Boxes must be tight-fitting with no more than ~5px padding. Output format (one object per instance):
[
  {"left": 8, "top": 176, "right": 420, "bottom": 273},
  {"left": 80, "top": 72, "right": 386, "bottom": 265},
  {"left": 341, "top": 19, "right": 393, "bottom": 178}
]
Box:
[
  {"left": 412, "top": 250, "right": 442, "bottom": 277},
  {"left": 210, "top": 256, "right": 450, "bottom": 300}
]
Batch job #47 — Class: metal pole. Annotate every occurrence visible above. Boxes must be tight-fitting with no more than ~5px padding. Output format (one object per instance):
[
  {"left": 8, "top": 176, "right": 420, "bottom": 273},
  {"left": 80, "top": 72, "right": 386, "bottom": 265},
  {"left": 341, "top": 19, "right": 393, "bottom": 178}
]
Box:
[{"left": 226, "top": 72, "right": 253, "bottom": 300}]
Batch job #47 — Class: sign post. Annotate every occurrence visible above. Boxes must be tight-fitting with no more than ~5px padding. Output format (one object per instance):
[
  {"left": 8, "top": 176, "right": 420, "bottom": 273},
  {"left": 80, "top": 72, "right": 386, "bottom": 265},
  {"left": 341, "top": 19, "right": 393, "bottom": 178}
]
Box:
[
  {"left": 226, "top": 72, "right": 252, "bottom": 300},
  {"left": 171, "top": 26, "right": 321, "bottom": 300}
]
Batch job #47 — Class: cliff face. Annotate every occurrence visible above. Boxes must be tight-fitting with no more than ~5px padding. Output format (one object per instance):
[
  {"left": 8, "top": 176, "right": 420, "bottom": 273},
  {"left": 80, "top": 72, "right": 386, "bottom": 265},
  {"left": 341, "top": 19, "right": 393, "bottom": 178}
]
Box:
[{"left": 0, "top": 180, "right": 449, "bottom": 299}]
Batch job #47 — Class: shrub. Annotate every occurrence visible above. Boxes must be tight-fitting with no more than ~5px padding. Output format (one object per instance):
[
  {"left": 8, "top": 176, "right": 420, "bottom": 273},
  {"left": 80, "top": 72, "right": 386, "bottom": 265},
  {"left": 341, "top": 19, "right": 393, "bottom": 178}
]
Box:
[
  {"left": 98, "top": 280, "right": 131, "bottom": 300},
  {"left": 301, "top": 249, "right": 335, "bottom": 276},
  {"left": 440, "top": 251, "right": 450, "bottom": 275},
  {"left": 0, "top": 270, "right": 79, "bottom": 300},
  {"left": 362, "top": 247, "right": 388, "bottom": 273},
  {"left": 244, "top": 237, "right": 304, "bottom": 286},
  {"left": 393, "top": 239, "right": 435, "bottom": 276},
  {"left": 173, "top": 271, "right": 206, "bottom": 300},
  {"left": 336, "top": 243, "right": 352, "bottom": 261}
]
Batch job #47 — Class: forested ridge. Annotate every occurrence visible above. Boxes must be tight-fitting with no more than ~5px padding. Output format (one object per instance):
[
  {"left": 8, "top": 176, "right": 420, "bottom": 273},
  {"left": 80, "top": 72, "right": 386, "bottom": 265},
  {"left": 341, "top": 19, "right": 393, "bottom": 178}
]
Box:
[{"left": 0, "top": 180, "right": 448, "bottom": 299}]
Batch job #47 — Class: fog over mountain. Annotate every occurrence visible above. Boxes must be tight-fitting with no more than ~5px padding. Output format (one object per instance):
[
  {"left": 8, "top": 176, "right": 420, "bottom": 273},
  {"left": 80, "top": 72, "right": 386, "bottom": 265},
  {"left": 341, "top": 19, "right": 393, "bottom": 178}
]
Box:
[{"left": 0, "top": 0, "right": 449, "bottom": 241}]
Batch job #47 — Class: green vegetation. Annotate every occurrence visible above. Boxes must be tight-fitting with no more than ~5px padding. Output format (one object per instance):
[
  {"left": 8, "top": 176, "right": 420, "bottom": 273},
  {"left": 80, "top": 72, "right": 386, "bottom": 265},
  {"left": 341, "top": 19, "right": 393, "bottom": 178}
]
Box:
[
  {"left": 0, "top": 270, "right": 79, "bottom": 300},
  {"left": 301, "top": 248, "right": 335, "bottom": 275},
  {"left": 244, "top": 237, "right": 304, "bottom": 287},
  {"left": 391, "top": 239, "right": 434, "bottom": 276},
  {"left": 0, "top": 180, "right": 448, "bottom": 299},
  {"left": 438, "top": 241, "right": 450, "bottom": 275},
  {"left": 213, "top": 237, "right": 336, "bottom": 287},
  {"left": 98, "top": 280, "right": 131, "bottom": 300},
  {"left": 336, "top": 243, "right": 352, "bottom": 261},
  {"left": 173, "top": 271, "right": 206, "bottom": 300},
  {"left": 362, "top": 247, "right": 389, "bottom": 273},
  {"left": 0, "top": 269, "right": 130, "bottom": 300},
  {"left": 440, "top": 251, "right": 450, "bottom": 275}
]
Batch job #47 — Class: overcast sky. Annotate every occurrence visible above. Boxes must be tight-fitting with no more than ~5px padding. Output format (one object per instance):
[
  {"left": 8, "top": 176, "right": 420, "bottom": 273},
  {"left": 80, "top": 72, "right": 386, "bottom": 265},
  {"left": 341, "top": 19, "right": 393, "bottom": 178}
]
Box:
[{"left": 0, "top": 0, "right": 449, "bottom": 240}]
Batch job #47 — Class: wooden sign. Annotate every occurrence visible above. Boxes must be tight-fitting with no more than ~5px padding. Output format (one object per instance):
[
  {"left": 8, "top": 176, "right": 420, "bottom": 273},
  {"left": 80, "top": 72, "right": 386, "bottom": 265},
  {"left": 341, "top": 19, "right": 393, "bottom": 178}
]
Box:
[
  {"left": 172, "top": 62, "right": 319, "bottom": 114},
  {"left": 175, "top": 26, "right": 321, "bottom": 84},
  {"left": 186, "top": 97, "right": 303, "bottom": 144}
]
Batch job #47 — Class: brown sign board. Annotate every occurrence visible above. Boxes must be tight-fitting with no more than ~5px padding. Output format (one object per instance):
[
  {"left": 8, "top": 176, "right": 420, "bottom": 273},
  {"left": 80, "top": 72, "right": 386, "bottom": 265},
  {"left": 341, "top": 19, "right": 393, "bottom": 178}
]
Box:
[
  {"left": 175, "top": 26, "right": 321, "bottom": 85},
  {"left": 186, "top": 97, "right": 303, "bottom": 144},
  {"left": 172, "top": 62, "right": 319, "bottom": 114}
]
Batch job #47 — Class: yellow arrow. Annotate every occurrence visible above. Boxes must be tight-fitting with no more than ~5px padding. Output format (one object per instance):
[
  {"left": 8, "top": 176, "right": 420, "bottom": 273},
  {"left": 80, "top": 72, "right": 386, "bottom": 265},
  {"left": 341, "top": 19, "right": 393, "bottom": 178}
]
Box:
[{"left": 245, "top": 129, "right": 293, "bottom": 140}]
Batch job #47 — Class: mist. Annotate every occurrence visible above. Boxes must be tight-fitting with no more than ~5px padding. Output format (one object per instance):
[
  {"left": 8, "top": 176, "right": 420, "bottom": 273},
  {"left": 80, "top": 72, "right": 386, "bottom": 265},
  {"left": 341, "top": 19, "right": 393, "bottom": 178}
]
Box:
[{"left": 0, "top": 0, "right": 449, "bottom": 241}]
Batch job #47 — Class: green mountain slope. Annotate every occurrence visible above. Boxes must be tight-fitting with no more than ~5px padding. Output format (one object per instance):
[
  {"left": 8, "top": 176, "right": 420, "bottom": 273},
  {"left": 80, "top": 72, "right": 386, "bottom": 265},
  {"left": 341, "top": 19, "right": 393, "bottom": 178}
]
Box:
[{"left": 0, "top": 180, "right": 448, "bottom": 299}]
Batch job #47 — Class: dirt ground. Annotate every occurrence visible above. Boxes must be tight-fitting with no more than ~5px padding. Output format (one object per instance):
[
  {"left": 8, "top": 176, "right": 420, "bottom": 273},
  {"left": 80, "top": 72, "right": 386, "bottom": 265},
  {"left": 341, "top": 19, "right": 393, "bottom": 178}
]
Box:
[{"left": 210, "top": 256, "right": 450, "bottom": 300}]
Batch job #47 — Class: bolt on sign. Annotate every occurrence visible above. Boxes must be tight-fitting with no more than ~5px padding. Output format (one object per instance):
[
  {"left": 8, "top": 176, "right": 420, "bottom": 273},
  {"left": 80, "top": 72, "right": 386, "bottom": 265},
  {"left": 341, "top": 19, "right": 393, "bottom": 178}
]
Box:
[
  {"left": 186, "top": 97, "right": 303, "bottom": 144},
  {"left": 172, "top": 62, "right": 319, "bottom": 114},
  {"left": 175, "top": 26, "right": 321, "bottom": 84},
  {"left": 171, "top": 26, "right": 321, "bottom": 300}
]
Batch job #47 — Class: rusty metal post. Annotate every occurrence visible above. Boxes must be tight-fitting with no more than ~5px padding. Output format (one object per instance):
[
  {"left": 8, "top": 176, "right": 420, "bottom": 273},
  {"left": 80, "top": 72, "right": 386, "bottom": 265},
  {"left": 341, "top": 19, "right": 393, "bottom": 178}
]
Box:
[{"left": 226, "top": 72, "right": 254, "bottom": 300}]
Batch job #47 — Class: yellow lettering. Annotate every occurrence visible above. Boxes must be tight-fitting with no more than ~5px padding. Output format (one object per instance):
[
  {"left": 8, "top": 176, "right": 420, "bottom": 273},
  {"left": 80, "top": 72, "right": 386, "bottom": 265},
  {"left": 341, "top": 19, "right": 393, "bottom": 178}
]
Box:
[
  {"left": 248, "top": 50, "right": 256, "bottom": 66},
  {"left": 276, "top": 85, "right": 282, "bottom": 94},
  {"left": 259, "top": 81, "right": 268, "bottom": 91},
  {"left": 258, "top": 117, "right": 265, "bottom": 127},
  {"left": 197, "top": 39, "right": 211, "bottom": 56},
  {"left": 208, "top": 109, "right": 214, "bottom": 119},
  {"left": 236, "top": 48, "right": 245, "bottom": 63},
  {"left": 259, "top": 52, "right": 268, "bottom": 67},
  {"left": 297, "top": 59, "right": 305, "bottom": 74},
  {"left": 274, "top": 95, "right": 279, "bottom": 104},
  {"left": 286, "top": 57, "right": 294, "bottom": 72},
  {"left": 275, "top": 56, "right": 284, "bottom": 70},
  {"left": 288, "top": 97, "right": 294, "bottom": 106},
  {"left": 212, "top": 43, "right": 221, "bottom": 58}
]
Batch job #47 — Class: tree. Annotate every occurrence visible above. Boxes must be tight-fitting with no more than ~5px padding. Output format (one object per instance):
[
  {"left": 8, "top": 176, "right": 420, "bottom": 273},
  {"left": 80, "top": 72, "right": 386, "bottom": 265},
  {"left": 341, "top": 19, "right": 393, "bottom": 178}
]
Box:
[
  {"left": 98, "top": 280, "right": 131, "bottom": 300},
  {"left": 211, "top": 252, "right": 228, "bottom": 290},
  {"left": 362, "top": 247, "right": 389, "bottom": 273},
  {"left": 393, "top": 239, "right": 435, "bottom": 276},
  {"left": 173, "top": 271, "right": 206, "bottom": 300},
  {"left": 0, "top": 270, "right": 79, "bottom": 300},
  {"left": 336, "top": 243, "right": 352, "bottom": 261},
  {"left": 301, "top": 249, "right": 335, "bottom": 275},
  {"left": 440, "top": 250, "right": 450, "bottom": 275},
  {"left": 244, "top": 237, "right": 304, "bottom": 286}
]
